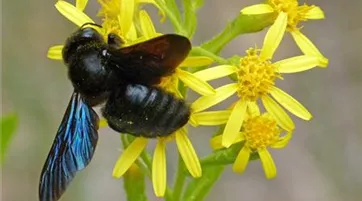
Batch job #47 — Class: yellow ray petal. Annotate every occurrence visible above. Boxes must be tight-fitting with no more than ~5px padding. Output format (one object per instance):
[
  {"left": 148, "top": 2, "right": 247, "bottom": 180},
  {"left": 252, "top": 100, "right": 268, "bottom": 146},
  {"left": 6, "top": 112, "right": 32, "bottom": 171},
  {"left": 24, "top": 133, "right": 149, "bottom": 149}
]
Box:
[
  {"left": 138, "top": 0, "right": 166, "bottom": 22},
  {"left": 305, "top": 6, "right": 325, "bottom": 20},
  {"left": 261, "top": 95, "right": 295, "bottom": 131},
  {"left": 119, "top": 0, "right": 134, "bottom": 36},
  {"left": 275, "top": 55, "right": 319, "bottom": 73},
  {"left": 271, "top": 131, "right": 293, "bottom": 149},
  {"left": 247, "top": 102, "right": 260, "bottom": 116},
  {"left": 76, "top": 0, "right": 88, "bottom": 11},
  {"left": 47, "top": 45, "right": 63, "bottom": 60},
  {"left": 222, "top": 100, "right": 248, "bottom": 148},
  {"left": 232, "top": 145, "right": 251, "bottom": 173},
  {"left": 139, "top": 10, "right": 157, "bottom": 38},
  {"left": 241, "top": 4, "right": 274, "bottom": 15},
  {"left": 152, "top": 140, "right": 167, "bottom": 197},
  {"left": 55, "top": 1, "right": 95, "bottom": 27},
  {"left": 193, "top": 65, "right": 237, "bottom": 81},
  {"left": 126, "top": 23, "right": 138, "bottom": 41},
  {"left": 191, "top": 83, "right": 238, "bottom": 113},
  {"left": 192, "top": 110, "right": 231, "bottom": 126},
  {"left": 210, "top": 133, "right": 245, "bottom": 150},
  {"left": 258, "top": 148, "right": 277, "bottom": 179},
  {"left": 176, "top": 129, "right": 202, "bottom": 177},
  {"left": 260, "top": 12, "right": 287, "bottom": 60},
  {"left": 113, "top": 137, "right": 148, "bottom": 178},
  {"left": 270, "top": 87, "right": 312, "bottom": 120},
  {"left": 179, "top": 56, "right": 214, "bottom": 68},
  {"left": 290, "top": 30, "right": 328, "bottom": 67},
  {"left": 177, "top": 69, "right": 215, "bottom": 96}
]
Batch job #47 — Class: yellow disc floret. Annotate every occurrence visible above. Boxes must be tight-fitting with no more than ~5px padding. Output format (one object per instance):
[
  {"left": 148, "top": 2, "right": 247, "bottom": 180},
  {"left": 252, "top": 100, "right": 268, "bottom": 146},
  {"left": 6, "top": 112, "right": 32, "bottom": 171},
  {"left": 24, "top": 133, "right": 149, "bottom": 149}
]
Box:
[
  {"left": 243, "top": 114, "right": 282, "bottom": 150},
  {"left": 236, "top": 48, "right": 281, "bottom": 101},
  {"left": 268, "top": 0, "right": 315, "bottom": 31}
]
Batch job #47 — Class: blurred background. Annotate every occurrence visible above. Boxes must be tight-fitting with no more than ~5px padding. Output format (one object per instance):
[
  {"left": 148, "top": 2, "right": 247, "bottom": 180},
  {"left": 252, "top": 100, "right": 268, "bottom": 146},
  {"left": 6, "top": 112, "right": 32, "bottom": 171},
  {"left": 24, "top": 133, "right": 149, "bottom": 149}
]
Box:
[{"left": 2, "top": 0, "right": 362, "bottom": 201}]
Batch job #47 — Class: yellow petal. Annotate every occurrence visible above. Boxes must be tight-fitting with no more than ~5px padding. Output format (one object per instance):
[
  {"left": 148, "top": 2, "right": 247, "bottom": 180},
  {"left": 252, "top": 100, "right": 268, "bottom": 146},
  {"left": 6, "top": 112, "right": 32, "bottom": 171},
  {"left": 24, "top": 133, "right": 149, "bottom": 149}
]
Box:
[
  {"left": 210, "top": 134, "right": 245, "bottom": 150},
  {"left": 55, "top": 1, "right": 95, "bottom": 27},
  {"left": 152, "top": 140, "right": 167, "bottom": 197},
  {"left": 247, "top": 102, "right": 260, "bottom": 116},
  {"left": 179, "top": 56, "right": 214, "bottom": 68},
  {"left": 275, "top": 55, "right": 319, "bottom": 73},
  {"left": 305, "top": 6, "right": 325, "bottom": 20},
  {"left": 139, "top": 10, "right": 156, "bottom": 38},
  {"left": 193, "top": 65, "right": 237, "bottom": 81},
  {"left": 222, "top": 100, "right": 248, "bottom": 148},
  {"left": 270, "top": 87, "right": 312, "bottom": 120},
  {"left": 119, "top": 0, "right": 134, "bottom": 36},
  {"left": 271, "top": 131, "right": 293, "bottom": 149},
  {"left": 232, "top": 146, "right": 251, "bottom": 173},
  {"left": 138, "top": 0, "right": 166, "bottom": 22},
  {"left": 258, "top": 148, "right": 277, "bottom": 179},
  {"left": 76, "top": 0, "right": 88, "bottom": 11},
  {"left": 176, "top": 69, "right": 215, "bottom": 96},
  {"left": 290, "top": 30, "right": 328, "bottom": 67},
  {"left": 126, "top": 23, "right": 138, "bottom": 41},
  {"left": 241, "top": 4, "right": 274, "bottom": 15},
  {"left": 261, "top": 95, "right": 295, "bottom": 131},
  {"left": 99, "top": 119, "right": 108, "bottom": 128},
  {"left": 113, "top": 137, "right": 148, "bottom": 178},
  {"left": 260, "top": 12, "right": 287, "bottom": 60},
  {"left": 192, "top": 110, "right": 231, "bottom": 126},
  {"left": 191, "top": 83, "right": 238, "bottom": 113},
  {"left": 47, "top": 45, "right": 63, "bottom": 60},
  {"left": 176, "top": 129, "right": 202, "bottom": 178}
]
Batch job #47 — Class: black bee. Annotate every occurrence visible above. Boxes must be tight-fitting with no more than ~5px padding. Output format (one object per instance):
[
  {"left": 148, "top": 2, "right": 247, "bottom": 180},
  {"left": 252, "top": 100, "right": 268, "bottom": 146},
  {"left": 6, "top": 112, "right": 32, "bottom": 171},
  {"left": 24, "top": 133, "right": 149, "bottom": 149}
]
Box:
[{"left": 39, "top": 23, "right": 192, "bottom": 201}]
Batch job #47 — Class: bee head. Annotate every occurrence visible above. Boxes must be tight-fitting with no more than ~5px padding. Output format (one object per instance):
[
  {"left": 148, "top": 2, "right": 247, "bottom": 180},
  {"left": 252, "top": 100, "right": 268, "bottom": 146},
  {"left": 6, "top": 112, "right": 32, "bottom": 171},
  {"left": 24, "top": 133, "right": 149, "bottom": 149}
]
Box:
[{"left": 62, "top": 23, "right": 104, "bottom": 64}]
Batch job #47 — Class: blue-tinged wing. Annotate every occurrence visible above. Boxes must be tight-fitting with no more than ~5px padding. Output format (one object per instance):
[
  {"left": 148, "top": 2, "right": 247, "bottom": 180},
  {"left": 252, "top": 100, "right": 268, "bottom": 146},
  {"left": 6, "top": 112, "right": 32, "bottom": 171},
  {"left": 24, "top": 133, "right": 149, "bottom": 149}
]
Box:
[{"left": 39, "top": 92, "right": 99, "bottom": 201}]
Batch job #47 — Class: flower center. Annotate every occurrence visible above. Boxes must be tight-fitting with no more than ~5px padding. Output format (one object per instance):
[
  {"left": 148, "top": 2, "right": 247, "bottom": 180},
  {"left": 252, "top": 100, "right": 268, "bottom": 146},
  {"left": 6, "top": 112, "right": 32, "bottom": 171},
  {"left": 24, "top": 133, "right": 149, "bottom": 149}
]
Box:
[
  {"left": 236, "top": 48, "right": 281, "bottom": 102},
  {"left": 243, "top": 114, "right": 281, "bottom": 150},
  {"left": 268, "top": 0, "right": 314, "bottom": 31}
]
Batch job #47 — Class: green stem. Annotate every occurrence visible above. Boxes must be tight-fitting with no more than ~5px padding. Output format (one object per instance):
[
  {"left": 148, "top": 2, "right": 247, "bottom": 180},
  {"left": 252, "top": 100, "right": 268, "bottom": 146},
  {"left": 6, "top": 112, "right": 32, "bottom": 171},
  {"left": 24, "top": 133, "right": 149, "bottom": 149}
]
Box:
[
  {"left": 154, "top": 0, "right": 187, "bottom": 36},
  {"left": 191, "top": 46, "right": 229, "bottom": 64},
  {"left": 172, "top": 157, "right": 187, "bottom": 201},
  {"left": 183, "top": 166, "right": 225, "bottom": 201},
  {"left": 201, "top": 13, "right": 276, "bottom": 54}
]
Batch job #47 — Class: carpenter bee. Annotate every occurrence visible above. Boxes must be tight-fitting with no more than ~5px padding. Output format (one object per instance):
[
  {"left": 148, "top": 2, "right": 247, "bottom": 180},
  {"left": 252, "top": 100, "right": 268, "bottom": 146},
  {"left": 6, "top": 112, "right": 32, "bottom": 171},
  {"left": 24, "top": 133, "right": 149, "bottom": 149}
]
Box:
[{"left": 39, "top": 23, "right": 192, "bottom": 201}]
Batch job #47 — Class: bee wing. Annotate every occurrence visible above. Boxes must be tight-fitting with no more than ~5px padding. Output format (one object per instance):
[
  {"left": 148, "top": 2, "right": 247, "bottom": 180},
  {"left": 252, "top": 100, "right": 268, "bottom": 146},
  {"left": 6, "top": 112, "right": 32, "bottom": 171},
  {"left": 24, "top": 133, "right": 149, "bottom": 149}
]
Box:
[
  {"left": 39, "top": 92, "right": 99, "bottom": 201},
  {"left": 108, "top": 34, "right": 191, "bottom": 85}
]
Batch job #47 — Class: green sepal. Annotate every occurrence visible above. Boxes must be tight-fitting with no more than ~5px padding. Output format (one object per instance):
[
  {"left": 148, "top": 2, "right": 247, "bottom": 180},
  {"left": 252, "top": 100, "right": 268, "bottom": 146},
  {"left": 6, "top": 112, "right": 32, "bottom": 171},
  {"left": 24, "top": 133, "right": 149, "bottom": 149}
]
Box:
[
  {"left": 123, "top": 163, "right": 148, "bottom": 201},
  {"left": 228, "top": 55, "right": 242, "bottom": 81},
  {"left": 201, "top": 12, "right": 277, "bottom": 54},
  {"left": 1, "top": 113, "right": 18, "bottom": 164}
]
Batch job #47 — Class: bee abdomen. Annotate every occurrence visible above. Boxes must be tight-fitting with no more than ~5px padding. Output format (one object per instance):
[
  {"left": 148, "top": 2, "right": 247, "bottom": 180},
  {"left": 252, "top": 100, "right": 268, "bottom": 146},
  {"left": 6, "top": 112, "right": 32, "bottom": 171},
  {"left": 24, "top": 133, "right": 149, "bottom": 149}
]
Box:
[{"left": 102, "top": 84, "right": 190, "bottom": 138}]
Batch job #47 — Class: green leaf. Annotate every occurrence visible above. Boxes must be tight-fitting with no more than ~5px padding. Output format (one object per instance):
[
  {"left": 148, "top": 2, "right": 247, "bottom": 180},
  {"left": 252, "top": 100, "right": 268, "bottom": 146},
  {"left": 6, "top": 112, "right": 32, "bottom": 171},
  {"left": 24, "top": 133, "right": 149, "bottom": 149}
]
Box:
[
  {"left": 1, "top": 113, "right": 18, "bottom": 164},
  {"left": 123, "top": 164, "right": 148, "bottom": 201},
  {"left": 201, "top": 13, "right": 277, "bottom": 54},
  {"left": 183, "top": 166, "right": 224, "bottom": 201},
  {"left": 182, "top": 0, "right": 203, "bottom": 38},
  {"left": 200, "top": 143, "right": 260, "bottom": 166}
]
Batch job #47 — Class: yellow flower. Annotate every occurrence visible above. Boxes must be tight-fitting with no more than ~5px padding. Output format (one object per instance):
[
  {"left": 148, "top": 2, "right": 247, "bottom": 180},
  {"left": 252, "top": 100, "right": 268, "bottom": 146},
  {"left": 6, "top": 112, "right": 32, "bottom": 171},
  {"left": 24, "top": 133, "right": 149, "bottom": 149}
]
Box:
[
  {"left": 113, "top": 117, "right": 199, "bottom": 196},
  {"left": 47, "top": 0, "right": 159, "bottom": 59},
  {"left": 192, "top": 13, "right": 316, "bottom": 147},
  {"left": 241, "top": 0, "right": 328, "bottom": 67},
  {"left": 210, "top": 112, "right": 293, "bottom": 179}
]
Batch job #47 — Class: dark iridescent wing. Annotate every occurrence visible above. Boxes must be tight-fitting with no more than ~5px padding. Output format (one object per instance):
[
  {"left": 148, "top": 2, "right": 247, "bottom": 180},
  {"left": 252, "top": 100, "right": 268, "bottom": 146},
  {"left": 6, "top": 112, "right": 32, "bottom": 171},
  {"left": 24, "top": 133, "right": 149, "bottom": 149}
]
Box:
[
  {"left": 108, "top": 34, "right": 191, "bottom": 85},
  {"left": 39, "top": 92, "right": 99, "bottom": 201}
]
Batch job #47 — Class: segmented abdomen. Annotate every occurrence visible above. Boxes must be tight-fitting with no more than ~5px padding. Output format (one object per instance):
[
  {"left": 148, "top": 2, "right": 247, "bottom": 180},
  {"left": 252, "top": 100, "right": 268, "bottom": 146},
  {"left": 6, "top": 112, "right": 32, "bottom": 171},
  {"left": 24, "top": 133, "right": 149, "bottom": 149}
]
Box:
[{"left": 102, "top": 84, "right": 190, "bottom": 137}]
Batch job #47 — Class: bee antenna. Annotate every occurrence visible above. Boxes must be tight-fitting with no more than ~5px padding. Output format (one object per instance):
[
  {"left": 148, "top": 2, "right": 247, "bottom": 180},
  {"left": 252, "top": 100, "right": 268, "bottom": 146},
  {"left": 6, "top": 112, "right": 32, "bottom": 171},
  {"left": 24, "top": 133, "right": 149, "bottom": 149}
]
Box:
[{"left": 80, "top": 23, "right": 103, "bottom": 29}]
